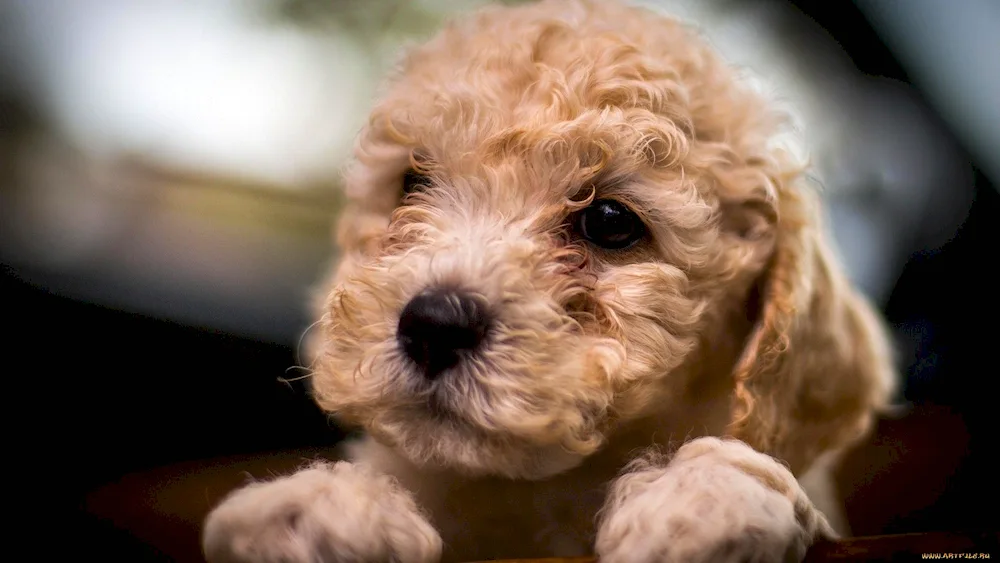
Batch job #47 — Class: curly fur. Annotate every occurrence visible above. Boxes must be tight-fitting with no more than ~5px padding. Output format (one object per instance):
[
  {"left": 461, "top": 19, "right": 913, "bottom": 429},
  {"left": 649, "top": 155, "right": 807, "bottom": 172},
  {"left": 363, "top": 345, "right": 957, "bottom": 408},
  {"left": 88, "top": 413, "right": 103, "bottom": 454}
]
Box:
[
  {"left": 596, "top": 438, "right": 836, "bottom": 562},
  {"left": 202, "top": 462, "right": 442, "bottom": 563},
  {"left": 203, "top": 1, "right": 897, "bottom": 561}
]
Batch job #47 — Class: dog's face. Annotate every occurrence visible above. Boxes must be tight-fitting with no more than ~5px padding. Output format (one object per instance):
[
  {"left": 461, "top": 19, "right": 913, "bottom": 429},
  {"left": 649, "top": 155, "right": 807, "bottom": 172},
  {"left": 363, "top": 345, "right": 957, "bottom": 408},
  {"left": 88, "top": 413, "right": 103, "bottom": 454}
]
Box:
[{"left": 310, "top": 1, "right": 891, "bottom": 479}]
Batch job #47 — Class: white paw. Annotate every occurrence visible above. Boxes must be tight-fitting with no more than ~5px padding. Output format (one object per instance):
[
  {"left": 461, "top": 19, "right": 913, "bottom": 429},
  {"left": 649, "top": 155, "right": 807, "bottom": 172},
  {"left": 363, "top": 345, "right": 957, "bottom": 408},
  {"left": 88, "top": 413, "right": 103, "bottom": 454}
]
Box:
[
  {"left": 202, "top": 461, "right": 442, "bottom": 563},
  {"left": 596, "top": 437, "right": 835, "bottom": 563}
]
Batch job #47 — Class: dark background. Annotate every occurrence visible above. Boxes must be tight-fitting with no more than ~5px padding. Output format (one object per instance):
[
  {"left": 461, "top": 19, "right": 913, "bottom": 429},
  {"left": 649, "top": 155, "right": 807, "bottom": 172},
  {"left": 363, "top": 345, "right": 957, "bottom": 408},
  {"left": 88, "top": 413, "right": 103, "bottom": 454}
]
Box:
[{"left": 3, "top": 0, "right": 997, "bottom": 559}]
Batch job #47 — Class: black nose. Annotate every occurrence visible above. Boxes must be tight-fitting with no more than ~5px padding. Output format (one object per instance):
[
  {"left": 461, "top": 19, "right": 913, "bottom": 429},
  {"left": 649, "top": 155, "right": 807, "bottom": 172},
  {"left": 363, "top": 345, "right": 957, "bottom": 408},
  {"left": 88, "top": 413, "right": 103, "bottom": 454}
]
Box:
[{"left": 397, "top": 289, "right": 490, "bottom": 379}]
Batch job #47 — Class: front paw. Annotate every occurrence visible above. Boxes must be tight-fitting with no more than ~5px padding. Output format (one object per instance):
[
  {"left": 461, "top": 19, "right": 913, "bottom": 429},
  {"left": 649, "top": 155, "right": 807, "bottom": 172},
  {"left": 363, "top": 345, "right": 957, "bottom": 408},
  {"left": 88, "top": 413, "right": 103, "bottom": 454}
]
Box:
[
  {"left": 202, "top": 461, "right": 442, "bottom": 563},
  {"left": 596, "top": 437, "right": 834, "bottom": 563}
]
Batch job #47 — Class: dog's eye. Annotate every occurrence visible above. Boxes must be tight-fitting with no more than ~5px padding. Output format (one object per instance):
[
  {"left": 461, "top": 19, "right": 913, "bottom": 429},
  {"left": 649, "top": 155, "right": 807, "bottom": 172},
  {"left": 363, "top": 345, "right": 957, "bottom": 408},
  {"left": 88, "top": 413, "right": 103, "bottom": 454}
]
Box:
[
  {"left": 576, "top": 199, "right": 646, "bottom": 250},
  {"left": 402, "top": 168, "right": 431, "bottom": 195}
]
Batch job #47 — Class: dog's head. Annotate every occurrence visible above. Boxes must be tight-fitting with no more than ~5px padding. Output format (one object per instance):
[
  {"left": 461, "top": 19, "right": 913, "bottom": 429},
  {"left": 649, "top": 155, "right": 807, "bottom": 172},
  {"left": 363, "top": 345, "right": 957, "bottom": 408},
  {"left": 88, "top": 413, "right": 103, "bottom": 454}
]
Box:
[{"left": 310, "top": 0, "right": 895, "bottom": 479}]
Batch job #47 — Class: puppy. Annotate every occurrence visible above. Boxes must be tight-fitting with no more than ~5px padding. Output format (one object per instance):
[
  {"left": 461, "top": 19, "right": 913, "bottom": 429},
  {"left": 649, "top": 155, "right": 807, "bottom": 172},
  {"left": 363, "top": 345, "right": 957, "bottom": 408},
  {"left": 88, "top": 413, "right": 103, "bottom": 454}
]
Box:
[{"left": 203, "top": 1, "right": 896, "bottom": 561}]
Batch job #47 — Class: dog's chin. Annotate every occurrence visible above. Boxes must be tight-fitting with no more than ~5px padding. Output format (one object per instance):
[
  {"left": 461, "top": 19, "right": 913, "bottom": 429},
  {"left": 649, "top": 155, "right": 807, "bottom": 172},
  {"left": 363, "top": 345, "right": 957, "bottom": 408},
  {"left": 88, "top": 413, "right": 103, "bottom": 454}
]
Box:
[{"left": 365, "top": 409, "right": 591, "bottom": 480}]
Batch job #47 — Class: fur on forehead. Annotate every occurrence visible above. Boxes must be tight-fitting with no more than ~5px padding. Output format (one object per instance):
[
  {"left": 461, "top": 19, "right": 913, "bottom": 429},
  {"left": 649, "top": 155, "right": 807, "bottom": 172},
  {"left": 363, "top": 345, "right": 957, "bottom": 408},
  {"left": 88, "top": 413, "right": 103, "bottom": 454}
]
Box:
[{"left": 339, "top": 0, "right": 791, "bottom": 271}]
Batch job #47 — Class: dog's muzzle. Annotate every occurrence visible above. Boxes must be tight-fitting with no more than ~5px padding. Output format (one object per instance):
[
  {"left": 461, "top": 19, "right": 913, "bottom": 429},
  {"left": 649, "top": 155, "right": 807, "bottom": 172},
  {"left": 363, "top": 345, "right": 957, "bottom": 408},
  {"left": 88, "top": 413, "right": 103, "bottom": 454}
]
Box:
[{"left": 396, "top": 288, "right": 491, "bottom": 379}]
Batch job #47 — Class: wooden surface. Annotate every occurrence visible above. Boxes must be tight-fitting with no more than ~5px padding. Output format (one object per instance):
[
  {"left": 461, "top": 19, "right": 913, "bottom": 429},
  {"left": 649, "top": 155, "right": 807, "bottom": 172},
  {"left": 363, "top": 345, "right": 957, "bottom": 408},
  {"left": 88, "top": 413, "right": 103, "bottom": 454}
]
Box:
[{"left": 462, "top": 532, "right": 1000, "bottom": 562}]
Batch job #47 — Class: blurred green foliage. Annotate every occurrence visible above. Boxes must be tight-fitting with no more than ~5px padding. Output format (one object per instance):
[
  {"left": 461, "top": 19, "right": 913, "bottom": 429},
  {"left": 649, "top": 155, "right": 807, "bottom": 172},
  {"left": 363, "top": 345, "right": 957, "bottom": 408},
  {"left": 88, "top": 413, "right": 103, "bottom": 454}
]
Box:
[{"left": 258, "top": 0, "right": 531, "bottom": 41}]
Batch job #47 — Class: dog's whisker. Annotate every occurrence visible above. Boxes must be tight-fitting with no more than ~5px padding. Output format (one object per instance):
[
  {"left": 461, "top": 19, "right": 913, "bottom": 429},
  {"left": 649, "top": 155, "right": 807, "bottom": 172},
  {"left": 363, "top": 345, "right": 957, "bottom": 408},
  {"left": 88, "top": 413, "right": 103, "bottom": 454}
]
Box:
[
  {"left": 277, "top": 371, "right": 315, "bottom": 385},
  {"left": 293, "top": 319, "right": 323, "bottom": 369}
]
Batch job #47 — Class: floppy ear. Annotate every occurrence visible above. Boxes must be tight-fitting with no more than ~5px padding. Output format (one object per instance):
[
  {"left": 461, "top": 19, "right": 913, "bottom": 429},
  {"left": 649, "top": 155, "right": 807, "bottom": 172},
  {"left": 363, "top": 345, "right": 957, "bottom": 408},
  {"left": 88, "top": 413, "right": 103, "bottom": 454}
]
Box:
[{"left": 726, "top": 176, "right": 898, "bottom": 476}]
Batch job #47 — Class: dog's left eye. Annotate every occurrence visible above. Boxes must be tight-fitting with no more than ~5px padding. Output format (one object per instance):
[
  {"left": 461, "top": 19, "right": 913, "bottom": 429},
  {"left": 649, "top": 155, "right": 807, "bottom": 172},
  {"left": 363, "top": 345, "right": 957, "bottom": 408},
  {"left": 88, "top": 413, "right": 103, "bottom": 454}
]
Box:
[
  {"left": 576, "top": 199, "right": 647, "bottom": 250},
  {"left": 402, "top": 168, "right": 431, "bottom": 195}
]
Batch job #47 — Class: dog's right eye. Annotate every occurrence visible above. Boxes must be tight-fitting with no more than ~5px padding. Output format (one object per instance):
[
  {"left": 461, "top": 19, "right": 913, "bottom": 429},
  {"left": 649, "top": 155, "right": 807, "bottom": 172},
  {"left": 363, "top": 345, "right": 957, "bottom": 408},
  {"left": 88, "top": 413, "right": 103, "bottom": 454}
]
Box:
[
  {"left": 402, "top": 168, "right": 431, "bottom": 196},
  {"left": 576, "top": 199, "right": 647, "bottom": 250}
]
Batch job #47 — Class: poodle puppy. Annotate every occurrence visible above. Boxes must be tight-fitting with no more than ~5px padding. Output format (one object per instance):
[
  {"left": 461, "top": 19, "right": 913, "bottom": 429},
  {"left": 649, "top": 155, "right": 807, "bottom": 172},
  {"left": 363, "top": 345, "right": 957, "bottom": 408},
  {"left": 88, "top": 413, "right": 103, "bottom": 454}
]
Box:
[{"left": 203, "top": 1, "right": 896, "bottom": 561}]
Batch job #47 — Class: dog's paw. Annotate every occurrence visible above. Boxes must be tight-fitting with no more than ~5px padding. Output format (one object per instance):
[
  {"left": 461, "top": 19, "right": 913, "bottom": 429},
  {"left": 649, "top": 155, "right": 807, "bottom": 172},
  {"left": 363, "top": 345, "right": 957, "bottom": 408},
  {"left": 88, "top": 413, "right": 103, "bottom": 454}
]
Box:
[
  {"left": 202, "top": 461, "right": 442, "bottom": 563},
  {"left": 595, "top": 437, "right": 835, "bottom": 563}
]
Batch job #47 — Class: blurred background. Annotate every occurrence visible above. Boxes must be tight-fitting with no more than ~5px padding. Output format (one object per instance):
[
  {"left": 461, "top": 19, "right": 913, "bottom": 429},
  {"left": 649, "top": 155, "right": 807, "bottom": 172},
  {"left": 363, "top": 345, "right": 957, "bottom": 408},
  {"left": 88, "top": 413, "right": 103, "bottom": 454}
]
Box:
[{"left": 2, "top": 0, "right": 996, "bottom": 559}]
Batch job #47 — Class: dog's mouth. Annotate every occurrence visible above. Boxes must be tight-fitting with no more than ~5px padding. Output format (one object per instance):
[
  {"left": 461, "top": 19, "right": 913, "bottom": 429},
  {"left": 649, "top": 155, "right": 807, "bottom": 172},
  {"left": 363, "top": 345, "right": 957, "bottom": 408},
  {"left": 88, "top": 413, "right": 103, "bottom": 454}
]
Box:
[
  {"left": 424, "top": 384, "right": 467, "bottom": 423},
  {"left": 324, "top": 324, "right": 622, "bottom": 479}
]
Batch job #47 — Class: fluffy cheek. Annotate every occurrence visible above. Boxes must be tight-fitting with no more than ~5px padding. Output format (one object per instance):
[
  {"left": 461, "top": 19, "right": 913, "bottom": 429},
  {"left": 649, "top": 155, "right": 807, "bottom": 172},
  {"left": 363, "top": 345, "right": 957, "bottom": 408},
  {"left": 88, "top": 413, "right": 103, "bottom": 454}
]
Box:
[
  {"left": 310, "top": 252, "right": 420, "bottom": 420},
  {"left": 595, "top": 263, "right": 707, "bottom": 418},
  {"left": 445, "top": 333, "right": 626, "bottom": 452}
]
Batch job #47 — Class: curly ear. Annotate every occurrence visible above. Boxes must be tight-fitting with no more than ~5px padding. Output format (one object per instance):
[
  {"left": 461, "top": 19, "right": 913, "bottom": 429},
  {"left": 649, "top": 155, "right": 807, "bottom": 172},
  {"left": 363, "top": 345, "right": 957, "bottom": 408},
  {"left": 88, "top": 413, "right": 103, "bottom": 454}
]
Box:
[{"left": 726, "top": 179, "right": 897, "bottom": 476}]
